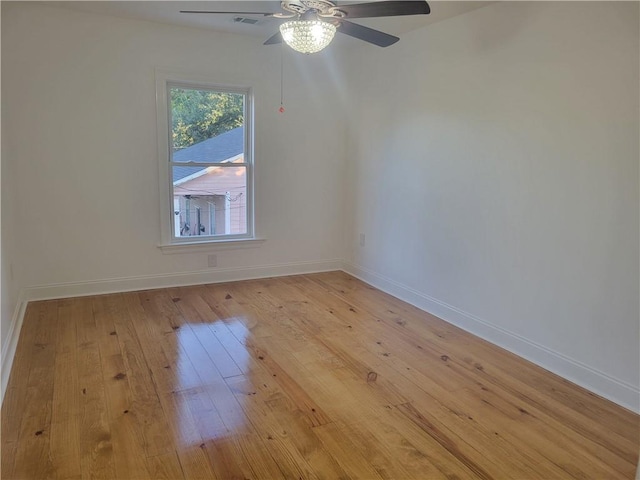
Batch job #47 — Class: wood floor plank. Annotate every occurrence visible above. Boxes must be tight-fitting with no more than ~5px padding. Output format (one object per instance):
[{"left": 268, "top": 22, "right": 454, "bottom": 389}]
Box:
[
  {"left": 360, "top": 406, "right": 483, "bottom": 480},
  {"left": 168, "top": 286, "right": 245, "bottom": 379},
  {"left": 77, "top": 296, "right": 117, "bottom": 479},
  {"left": 199, "top": 436, "right": 248, "bottom": 480},
  {"left": 263, "top": 394, "right": 351, "bottom": 479},
  {"left": 1, "top": 302, "right": 54, "bottom": 479},
  {"left": 108, "top": 414, "right": 151, "bottom": 480},
  {"left": 1, "top": 302, "right": 47, "bottom": 443},
  {"left": 122, "top": 292, "right": 201, "bottom": 395},
  {"left": 181, "top": 386, "right": 230, "bottom": 440},
  {"left": 145, "top": 451, "right": 185, "bottom": 480},
  {"left": 0, "top": 440, "right": 17, "bottom": 479},
  {"left": 77, "top": 341, "right": 116, "bottom": 479},
  {"left": 116, "top": 293, "right": 177, "bottom": 459},
  {"left": 11, "top": 300, "right": 59, "bottom": 480},
  {"left": 395, "top": 401, "right": 499, "bottom": 480},
  {"left": 157, "top": 389, "right": 221, "bottom": 480},
  {"left": 226, "top": 376, "right": 322, "bottom": 480},
  {"left": 12, "top": 415, "right": 56, "bottom": 479},
  {"left": 312, "top": 421, "right": 387, "bottom": 480},
  {"left": 224, "top": 355, "right": 350, "bottom": 479},
  {"left": 100, "top": 352, "right": 150, "bottom": 479},
  {"left": 327, "top": 414, "right": 449, "bottom": 480},
  {"left": 173, "top": 326, "right": 248, "bottom": 432},
  {"left": 2, "top": 272, "right": 638, "bottom": 479},
  {"left": 172, "top": 446, "right": 220, "bottom": 480},
  {"left": 49, "top": 300, "right": 82, "bottom": 469}
]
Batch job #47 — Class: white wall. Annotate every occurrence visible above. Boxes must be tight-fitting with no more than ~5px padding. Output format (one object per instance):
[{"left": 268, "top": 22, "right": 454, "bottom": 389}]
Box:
[
  {"left": 0, "top": 141, "right": 21, "bottom": 399},
  {"left": 0, "top": 2, "right": 348, "bottom": 390},
  {"left": 343, "top": 1, "right": 639, "bottom": 411},
  {"left": 0, "top": 2, "right": 21, "bottom": 397}
]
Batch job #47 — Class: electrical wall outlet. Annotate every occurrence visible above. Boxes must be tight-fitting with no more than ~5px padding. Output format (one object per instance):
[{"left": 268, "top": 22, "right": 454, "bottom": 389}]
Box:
[
  {"left": 207, "top": 254, "right": 217, "bottom": 267},
  {"left": 359, "top": 233, "right": 366, "bottom": 247}
]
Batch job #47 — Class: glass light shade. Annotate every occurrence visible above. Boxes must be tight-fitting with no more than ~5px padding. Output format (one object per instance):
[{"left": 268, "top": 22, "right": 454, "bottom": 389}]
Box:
[{"left": 280, "top": 20, "right": 337, "bottom": 54}]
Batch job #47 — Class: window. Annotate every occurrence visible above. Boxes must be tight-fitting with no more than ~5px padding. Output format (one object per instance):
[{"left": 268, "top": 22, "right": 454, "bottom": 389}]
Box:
[{"left": 156, "top": 71, "right": 254, "bottom": 248}]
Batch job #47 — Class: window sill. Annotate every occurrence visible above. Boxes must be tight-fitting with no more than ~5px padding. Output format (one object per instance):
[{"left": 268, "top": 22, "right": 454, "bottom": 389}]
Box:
[{"left": 158, "top": 238, "right": 266, "bottom": 255}]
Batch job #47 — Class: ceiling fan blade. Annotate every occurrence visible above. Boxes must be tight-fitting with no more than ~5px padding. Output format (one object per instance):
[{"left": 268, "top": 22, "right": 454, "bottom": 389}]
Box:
[
  {"left": 336, "top": 1, "right": 430, "bottom": 19},
  {"left": 263, "top": 31, "right": 283, "bottom": 45},
  {"left": 337, "top": 20, "right": 399, "bottom": 47}
]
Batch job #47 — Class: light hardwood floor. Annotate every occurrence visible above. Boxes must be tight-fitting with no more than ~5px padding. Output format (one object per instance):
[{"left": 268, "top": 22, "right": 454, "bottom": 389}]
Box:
[{"left": 1, "top": 271, "right": 638, "bottom": 479}]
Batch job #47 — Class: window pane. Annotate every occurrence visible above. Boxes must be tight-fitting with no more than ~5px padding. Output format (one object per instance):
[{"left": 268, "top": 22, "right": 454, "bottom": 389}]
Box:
[
  {"left": 172, "top": 166, "right": 247, "bottom": 237},
  {"left": 170, "top": 87, "right": 244, "bottom": 163}
]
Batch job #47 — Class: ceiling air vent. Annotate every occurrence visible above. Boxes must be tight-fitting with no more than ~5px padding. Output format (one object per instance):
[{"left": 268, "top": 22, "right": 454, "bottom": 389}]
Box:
[{"left": 233, "top": 16, "right": 260, "bottom": 25}]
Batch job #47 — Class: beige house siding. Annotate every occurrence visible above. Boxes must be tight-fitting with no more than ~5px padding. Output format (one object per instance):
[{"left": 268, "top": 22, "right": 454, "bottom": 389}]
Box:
[{"left": 174, "top": 164, "right": 246, "bottom": 236}]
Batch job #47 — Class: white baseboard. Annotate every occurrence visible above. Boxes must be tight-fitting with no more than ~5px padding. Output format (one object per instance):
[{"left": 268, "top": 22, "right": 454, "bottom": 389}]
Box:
[
  {"left": 24, "top": 259, "right": 343, "bottom": 301},
  {"left": 343, "top": 261, "right": 640, "bottom": 414},
  {"left": 1, "top": 291, "right": 28, "bottom": 405}
]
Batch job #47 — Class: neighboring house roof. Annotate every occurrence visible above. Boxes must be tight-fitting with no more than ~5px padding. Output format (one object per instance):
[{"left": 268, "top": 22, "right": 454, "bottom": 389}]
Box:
[{"left": 172, "top": 126, "right": 243, "bottom": 182}]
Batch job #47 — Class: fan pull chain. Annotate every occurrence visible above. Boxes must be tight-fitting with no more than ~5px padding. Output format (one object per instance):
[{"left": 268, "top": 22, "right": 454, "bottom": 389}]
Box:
[{"left": 279, "top": 42, "right": 285, "bottom": 113}]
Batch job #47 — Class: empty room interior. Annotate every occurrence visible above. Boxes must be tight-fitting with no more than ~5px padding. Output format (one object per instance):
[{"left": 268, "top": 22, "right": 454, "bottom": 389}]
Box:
[{"left": 1, "top": 1, "right": 639, "bottom": 478}]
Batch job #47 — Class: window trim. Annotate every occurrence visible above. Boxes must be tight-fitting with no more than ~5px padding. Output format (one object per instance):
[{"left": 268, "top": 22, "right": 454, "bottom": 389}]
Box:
[{"left": 155, "top": 69, "right": 256, "bottom": 250}]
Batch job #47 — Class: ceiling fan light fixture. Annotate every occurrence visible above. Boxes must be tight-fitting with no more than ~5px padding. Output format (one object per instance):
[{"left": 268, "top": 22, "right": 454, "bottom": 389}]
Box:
[{"left": 279, "top": 19, "right": 337, "bottom": 54}]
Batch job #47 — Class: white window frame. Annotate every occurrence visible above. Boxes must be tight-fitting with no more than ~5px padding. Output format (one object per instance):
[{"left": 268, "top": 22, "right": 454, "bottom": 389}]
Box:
[{"left": 156, "top": 70, "right": 261, "bottom": 252}]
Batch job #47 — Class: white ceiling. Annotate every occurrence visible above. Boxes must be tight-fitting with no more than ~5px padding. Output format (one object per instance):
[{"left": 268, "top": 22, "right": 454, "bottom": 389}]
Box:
[{"left": 44, "top": 1, "right": 492, "bottom": 45}]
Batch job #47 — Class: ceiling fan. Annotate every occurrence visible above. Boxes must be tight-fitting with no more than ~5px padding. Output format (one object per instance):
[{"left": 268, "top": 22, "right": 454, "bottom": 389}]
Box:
[{"left": 181, "top": 0, "right": 431, "bottom": 53}]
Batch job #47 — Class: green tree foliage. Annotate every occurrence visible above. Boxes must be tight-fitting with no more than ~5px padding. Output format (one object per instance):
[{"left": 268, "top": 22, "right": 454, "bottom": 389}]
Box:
[{"left": 171, "top": 88, "right": 244, "bottom": 150}]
